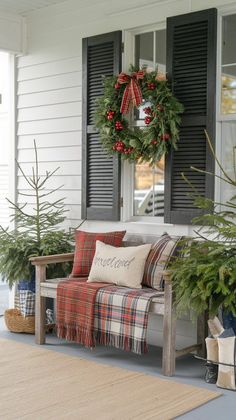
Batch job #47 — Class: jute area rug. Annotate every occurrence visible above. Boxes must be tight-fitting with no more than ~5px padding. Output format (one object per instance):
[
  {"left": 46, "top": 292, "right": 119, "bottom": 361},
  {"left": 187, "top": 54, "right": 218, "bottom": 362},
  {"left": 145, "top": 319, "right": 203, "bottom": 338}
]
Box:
[{"left": 0, "top": 338, "right": 220, "bottom": 420}]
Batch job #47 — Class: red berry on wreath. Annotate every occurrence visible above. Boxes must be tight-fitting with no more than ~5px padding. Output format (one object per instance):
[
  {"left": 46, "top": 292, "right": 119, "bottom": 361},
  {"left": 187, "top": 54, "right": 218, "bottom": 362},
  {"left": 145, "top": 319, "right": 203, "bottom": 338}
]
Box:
[
  {"left": 144, "top": 116, "right": 152, "bottom": 125},
  {"left": 115, "top": 121, "right": 123, "bottom": 131},
  {"left": 107, "top": 110, "right": 115, "bottom": 120},
  {"left": 115, "top": 83, "right": 120, "bottom": 89},
  {"left": 151, "top": 139, "right": 157, "bottom": 145},
  {"left": 115, "top": 140, "right": 125, "bottom": 152},
  {"left": 161, "top": 133, "right": 170, "bottom": 141},
  {"left": 147, "top": 82, "right": 156, "bottom": 90},
  {"left": 144, "top": 107, "right": 152, "bottom": 115}
]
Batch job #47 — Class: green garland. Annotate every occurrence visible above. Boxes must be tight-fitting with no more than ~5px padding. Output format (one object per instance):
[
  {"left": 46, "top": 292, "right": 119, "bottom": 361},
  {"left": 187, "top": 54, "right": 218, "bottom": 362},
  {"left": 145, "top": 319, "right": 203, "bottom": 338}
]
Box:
[{"left": 95, "top": 67, "right": 184, "bottom": 164}]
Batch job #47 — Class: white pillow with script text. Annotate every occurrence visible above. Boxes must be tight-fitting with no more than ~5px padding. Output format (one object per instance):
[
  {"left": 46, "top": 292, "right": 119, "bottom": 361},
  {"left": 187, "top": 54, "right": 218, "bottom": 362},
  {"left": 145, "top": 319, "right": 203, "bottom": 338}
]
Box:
[{"left": 87, "top": 240, "right": 152, "bottom": 288}]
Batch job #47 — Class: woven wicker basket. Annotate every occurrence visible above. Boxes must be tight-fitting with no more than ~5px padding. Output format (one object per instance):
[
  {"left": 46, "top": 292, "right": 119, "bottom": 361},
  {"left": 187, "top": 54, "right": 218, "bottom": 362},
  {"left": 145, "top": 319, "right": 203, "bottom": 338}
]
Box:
[{"left": 4, "top": 309, "right": 35, "bottom": 334}]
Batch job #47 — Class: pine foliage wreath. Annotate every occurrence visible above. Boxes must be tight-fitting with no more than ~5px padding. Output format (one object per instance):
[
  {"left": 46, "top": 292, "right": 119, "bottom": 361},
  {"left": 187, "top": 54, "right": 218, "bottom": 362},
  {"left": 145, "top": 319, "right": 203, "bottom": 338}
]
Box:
[{"left": 95, "top": 66, "right": 184, "bottom": 164}]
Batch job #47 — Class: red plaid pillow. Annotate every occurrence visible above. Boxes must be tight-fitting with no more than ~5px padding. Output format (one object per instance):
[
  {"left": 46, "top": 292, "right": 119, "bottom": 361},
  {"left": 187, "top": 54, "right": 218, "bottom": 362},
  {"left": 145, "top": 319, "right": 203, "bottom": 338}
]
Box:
[
  {"left": 71, "top": 230, "right": 126, "bottom": 277},
  {"left": 142, "top": 234, "right": 182, "bottom": 290}
]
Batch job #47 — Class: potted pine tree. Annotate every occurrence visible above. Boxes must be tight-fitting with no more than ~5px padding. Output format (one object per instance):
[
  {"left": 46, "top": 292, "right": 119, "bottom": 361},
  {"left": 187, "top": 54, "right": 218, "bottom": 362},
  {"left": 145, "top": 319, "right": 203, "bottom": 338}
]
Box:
[
  {"left": 0, "top": 141, "right": 74, "bottom": 290},
  {"left": 170, "top": 133, "right": 236, "bottom": 332}
]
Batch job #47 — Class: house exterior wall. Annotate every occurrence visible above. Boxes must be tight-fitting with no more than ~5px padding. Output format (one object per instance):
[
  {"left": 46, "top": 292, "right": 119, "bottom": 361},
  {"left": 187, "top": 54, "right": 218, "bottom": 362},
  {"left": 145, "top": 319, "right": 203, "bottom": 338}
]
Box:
[
  {"left": 15, "top": 0, "right": 235, "bottom": 347},
  {"left": 0, "top": 52, "right": 11, "bottom": 228}
]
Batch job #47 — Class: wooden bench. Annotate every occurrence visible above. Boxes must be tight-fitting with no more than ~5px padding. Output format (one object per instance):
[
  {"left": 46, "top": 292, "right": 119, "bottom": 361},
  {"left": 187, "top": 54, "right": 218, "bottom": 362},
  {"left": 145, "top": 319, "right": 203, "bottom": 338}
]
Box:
[{"left": 30, "top": 252, "right": 207, "bottom": 377}]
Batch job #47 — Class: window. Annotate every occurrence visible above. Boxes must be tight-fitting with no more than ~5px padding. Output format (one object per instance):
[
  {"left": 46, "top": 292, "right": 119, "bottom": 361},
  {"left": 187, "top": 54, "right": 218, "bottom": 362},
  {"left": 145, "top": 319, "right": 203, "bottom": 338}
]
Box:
[
  {"left": 220, "top": 14, "right": 236, "bottom": 207},
  {"left": 221, "top": 14, "right": 236, "bottom": 115},
  {"left": 133, "top": 29, "right": 166, "bottom": 218},
  {"left": 82, "top": 9, "right": 217, "bottom": 224}
]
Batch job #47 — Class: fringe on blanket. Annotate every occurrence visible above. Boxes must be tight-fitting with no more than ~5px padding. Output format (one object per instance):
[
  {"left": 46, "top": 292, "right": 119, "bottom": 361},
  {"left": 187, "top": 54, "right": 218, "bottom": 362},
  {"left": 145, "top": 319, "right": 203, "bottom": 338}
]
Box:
[
  {"left": 95, "top": 331, "right": 148, "bottom": 355},
  {"left": 57, "top": 323, "right": 96, "bottom": 348}
]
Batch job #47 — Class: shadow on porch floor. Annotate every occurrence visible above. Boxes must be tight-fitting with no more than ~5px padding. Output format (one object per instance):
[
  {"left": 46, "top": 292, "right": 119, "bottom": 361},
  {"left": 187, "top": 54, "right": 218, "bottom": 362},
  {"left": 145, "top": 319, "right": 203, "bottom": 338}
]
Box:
[{"left": 0, "top": 317, "right": 235, "bottom": 419}]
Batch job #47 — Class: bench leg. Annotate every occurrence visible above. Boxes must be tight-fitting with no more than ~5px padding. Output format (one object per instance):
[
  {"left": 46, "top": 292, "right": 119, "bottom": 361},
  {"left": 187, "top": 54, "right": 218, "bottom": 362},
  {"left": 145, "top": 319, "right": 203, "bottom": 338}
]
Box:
[
  {"left": 197, "top": 310, "right": 208, "bottom": 358},
  {"left": 162, "top": 283, "right": 176, "bottom": 376},
  {"left": 35, "top": 265, "right": 46, "bottom": 345}
]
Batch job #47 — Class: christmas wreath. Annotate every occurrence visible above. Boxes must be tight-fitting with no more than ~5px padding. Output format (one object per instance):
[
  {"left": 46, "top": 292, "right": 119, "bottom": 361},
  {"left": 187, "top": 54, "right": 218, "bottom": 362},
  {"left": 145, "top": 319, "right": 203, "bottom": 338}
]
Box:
[{"left": 95, "top": 66, "right": 184, "bottom": 164}]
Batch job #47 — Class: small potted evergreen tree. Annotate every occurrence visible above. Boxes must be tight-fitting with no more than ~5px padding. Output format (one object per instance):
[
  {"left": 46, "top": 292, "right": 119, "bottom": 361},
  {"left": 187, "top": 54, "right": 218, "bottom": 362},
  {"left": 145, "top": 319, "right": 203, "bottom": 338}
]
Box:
[
  {"left": 0, "top": 141, "right": 74, "bottom": 290},
  {"left": 171, "top": 133, "right": 236, "bottom": 332}
]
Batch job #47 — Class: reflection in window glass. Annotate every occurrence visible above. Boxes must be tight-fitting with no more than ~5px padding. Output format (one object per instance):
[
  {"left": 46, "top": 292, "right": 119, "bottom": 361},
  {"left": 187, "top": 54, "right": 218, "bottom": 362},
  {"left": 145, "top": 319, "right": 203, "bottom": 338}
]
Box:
[
  {"left": 222, "top": 14, "right": 236, "bottom": 114},
  {"left": 135, "top": 32, "right": 154, "bottom": 71},
  {"left": 134, "top": 159, "right": 164, "bottom": 217},
  {"left": 155, "top": 30, "right": 166, "bottom": 74}
]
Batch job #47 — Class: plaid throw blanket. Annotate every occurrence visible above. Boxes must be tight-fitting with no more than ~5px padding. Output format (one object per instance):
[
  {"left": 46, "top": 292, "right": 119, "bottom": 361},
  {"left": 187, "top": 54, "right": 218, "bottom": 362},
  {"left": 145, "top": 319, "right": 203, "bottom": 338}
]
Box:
[
  {"left": 94, "top": 286, "right": 162, "bottom": 354},
  {"left": 57, "top": 279, "right": 109, "bottom": 347}
]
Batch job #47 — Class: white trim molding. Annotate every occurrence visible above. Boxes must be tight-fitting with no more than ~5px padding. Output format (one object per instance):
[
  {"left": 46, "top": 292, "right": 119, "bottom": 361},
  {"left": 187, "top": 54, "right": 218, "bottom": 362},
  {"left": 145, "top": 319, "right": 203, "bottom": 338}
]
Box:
[{"left": 0, "top": 12, "right": 26, "bottom": 54}]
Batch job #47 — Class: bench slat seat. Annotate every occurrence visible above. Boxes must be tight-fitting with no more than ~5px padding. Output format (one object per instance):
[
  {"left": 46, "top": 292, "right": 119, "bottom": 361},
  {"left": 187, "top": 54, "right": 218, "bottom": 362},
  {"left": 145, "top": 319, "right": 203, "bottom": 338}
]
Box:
[{"left": 40, "top": 278, "right": 165, "bottom": 314}]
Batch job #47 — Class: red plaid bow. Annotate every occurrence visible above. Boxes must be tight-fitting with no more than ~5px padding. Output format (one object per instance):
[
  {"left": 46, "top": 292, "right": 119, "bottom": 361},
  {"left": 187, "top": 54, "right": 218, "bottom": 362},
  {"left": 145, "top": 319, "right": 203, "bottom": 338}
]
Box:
[{"left": 117, "top": 70, "right": 144, "bottom": 114}]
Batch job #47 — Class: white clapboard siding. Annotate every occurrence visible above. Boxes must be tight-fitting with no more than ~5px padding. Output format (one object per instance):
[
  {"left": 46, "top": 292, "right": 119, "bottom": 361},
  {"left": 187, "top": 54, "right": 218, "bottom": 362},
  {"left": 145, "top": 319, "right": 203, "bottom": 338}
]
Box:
[
  {"left": 18, "top": 87, "right": 81, "bottom": 109},
  {"left": 18, "top": 72, "right": 81, "bottom": 95},
  {"left": 17, "top": 40, "right": 82, "bottom": 232},
  {"left": 18, "top": 203, "right": 81, "bottom": 221},
  {"left": 18, "top": 174, "right": 81, "bottom": 191},
  {"left": 0, "top": 165, "right": 9, "bottom": 227},
  {"left": 17, "top": 160, "right": 81, "bottom": 176},
  {"left": 18, "top": 102, "right": 81, "bottom": 122},
  {"left": 17, "top": 57, "right": 81, "bottom": 81},
  {"left": 18, "top": 132, "right": 81, "bottom": 149},
  {"left": 17, "top": 146, "right": 81, "bottom": 162},
  {"left": 17, "top": 117, "right": 81, "bottom": 135},
  {"left": 17, "top": 160, "right": 81, "bottom": 177},
  {"left": 18, "top": 189, "right": 81, "bottom": 206}
]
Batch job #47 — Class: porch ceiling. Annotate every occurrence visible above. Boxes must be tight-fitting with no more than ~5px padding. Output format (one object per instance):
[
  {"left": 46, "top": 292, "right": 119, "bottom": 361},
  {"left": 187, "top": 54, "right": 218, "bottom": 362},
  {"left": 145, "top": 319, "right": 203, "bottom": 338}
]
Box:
[{"left": 0, "top": 0, "right": 72, "bottom": 16}]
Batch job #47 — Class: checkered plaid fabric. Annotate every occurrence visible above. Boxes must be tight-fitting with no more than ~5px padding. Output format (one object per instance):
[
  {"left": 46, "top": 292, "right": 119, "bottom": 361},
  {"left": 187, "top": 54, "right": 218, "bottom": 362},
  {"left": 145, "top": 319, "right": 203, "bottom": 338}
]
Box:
[
  {"left": 56, "top": 278, "right": 110, "bottom": 347},
  {"left": 14, "top": 291, "right": 20, "bottom": 311},
  {"left": 142, "top": 234, "right": 183, "bottom": 290},
  {"left": 94, "top": 286, "right": 161, "bottom": 354},
  {"left": 19, "top": 290, "right": 35, "bottom": 317},
  {"left": 71, "top": 230, "right": 126, "bottom": 277}
]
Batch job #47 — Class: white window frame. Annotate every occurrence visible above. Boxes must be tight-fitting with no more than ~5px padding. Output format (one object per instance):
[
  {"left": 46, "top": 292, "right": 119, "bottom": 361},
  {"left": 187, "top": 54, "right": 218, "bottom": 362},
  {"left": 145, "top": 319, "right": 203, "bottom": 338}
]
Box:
[
  {"left": 215, "top": 6, "right": 236, "bottom": 205},
  {"left": 121, "top": 22, "right": 166, "bottom": 223}
]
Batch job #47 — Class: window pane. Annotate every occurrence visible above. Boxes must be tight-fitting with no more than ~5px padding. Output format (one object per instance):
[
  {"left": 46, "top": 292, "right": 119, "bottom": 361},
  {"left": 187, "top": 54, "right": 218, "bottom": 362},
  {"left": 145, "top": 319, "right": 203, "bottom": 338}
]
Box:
[
  {"left": 222, "top": 71, "right": 236, "bottom": 114},
  {"left": 155, "top": 29, "right": 166, "bottom": 73},
  {"left": 221, "top": 122, "right": 236, "bottom": 205},
  {"left": 134, "top": 29, "right": 166, "bottom": 217},
  {"left": 134, "top": 159, "right": 165, "bottom": 216},
  {"left": 221, "top": 15, "right": 236, "bottom": 114},
  {"left": 222, "top": 14, "right": 236, "bottom": 65},
  {"left": 135, "top": 32, "right": 154, "bottom": 71}
]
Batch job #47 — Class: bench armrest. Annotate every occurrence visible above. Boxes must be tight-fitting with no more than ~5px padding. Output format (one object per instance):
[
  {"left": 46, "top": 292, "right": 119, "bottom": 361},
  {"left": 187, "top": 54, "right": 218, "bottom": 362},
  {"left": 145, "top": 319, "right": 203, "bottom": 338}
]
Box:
[{"left": 30, "top": 253, "right": 74, "bottom": 266}]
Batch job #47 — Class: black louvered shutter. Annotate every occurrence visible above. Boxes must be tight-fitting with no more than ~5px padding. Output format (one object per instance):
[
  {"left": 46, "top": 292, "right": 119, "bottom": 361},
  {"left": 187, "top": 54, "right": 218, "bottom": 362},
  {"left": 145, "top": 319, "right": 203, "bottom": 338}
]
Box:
[
  {"left": 82, "top": 32, "right": 122, "bottom": 220},
  {"left": 164, "top": 8, "right": 217, "bottom": 224}
]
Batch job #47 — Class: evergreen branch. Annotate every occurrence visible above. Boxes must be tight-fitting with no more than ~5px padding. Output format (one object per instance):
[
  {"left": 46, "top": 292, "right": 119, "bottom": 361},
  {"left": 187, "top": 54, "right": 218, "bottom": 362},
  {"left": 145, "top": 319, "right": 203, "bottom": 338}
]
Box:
[
  {"left": 37, "top": 167, "right": 60, "bottom": 189},
  {"left": 190, "top": 165, "right": 235, "bottom": 187},
  {"left": 16, "top": 159, "right": 35, "bottom": 189},
  {"left": 39, "top": 185, "right": 64, "bottom": 198},
  {"left": 17, "top": 191, "right": 36, "bottom": 197},
  {"left": 6, "top": 199, "right": 30, "bottom": 219},
  {"left": 205, "top": 130, "right": 236, "bottom": 185}
]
